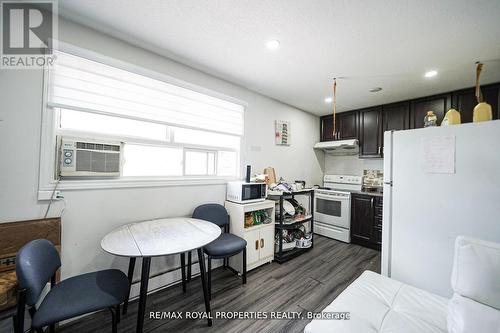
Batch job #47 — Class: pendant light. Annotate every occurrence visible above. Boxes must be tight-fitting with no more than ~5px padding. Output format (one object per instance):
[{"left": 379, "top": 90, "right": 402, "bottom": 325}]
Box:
[
  {"left": 473, "top": 62, "right": 493, "bottom": 122},
  {"left": 332, "top": 78, "right": 338, "bottom": 139}
]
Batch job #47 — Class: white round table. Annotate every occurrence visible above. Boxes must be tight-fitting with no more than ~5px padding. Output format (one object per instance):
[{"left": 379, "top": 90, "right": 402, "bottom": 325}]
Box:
[{"left": 101, "top": 217, "right": 221, "bottom": 333}]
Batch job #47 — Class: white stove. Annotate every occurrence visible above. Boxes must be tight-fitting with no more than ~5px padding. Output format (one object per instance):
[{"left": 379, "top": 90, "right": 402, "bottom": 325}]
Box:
[{"left": 314, "top": 174, "right": 362, "bottom": 242}]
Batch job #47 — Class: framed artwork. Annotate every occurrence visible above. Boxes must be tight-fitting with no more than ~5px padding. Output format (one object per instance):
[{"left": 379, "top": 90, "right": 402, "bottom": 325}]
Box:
[{"left": 275, "top": 120, "right": 290, "bottom": 146}]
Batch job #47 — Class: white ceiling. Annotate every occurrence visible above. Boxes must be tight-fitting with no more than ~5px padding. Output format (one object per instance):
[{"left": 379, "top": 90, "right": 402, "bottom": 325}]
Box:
[{"left": 59, "top": 0, "right": 500, "bottom": 116}]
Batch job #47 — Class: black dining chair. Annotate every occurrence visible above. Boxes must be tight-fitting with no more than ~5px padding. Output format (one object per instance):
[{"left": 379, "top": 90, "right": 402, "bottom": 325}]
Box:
[
  {"left": 182, "top": 204, "right": 247, "bottom": 300},
  {"left": 15, "top": 239, "right": 129, "bottom": 333}
]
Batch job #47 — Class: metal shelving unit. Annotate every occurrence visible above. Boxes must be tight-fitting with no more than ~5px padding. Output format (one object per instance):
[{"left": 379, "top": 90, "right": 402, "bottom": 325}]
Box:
[{"left": 268, "top": 189, "right": 314, "bottom": 263}]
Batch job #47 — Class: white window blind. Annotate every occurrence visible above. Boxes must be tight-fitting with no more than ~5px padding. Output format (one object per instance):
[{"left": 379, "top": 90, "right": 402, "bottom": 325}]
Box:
[
  {"left": 48, "top": 51, "right": 244, "bottom": 136},
  {"left": 46, "top": 49, "right": 243, "bottom": 181}
]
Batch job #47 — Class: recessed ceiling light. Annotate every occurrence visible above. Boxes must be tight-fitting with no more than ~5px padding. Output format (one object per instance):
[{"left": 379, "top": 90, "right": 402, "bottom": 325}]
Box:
[
  {"left": 369, "top": 87, "right": 382, "bottom": 93},
  {"left": 266, "top": 39, "right": 280, "bottom": 50},
  {"left": 324, "top": 97, "right": 332, "bottom": 103},
  {"left": 424, "top": 70, "right": 438, "bottom": 78}
]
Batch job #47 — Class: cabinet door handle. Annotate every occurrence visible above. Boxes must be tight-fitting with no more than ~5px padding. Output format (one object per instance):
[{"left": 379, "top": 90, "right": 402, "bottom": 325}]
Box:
[
  {"left": 378, "top": 146, "right": 381, "bottom": 154},
  {"left": 255, "top": 240, "right": 259, "bottom": 250},
  {"left": 260, "top": 238, "right": 264, "bottom": 248}
]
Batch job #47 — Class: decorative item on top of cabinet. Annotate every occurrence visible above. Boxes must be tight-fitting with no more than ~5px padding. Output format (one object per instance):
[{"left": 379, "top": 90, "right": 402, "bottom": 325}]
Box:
[
  {"left": 410, "top": 93, "right": 451, "bottom": 129},
  {"left": 359, "top": 107, "right": 382, "bottom": 158},
  {"left": 423, "top": 111, "right": 438, "bottom": 127},
  {"left": 473, "top": 63, "right": 493, "bottom": 123},
  {"left": 452, "top": 84, "right": 499, "bottom": 123},
  {"left": 441, "top": 109, "right": 461, "bottom": 126}
]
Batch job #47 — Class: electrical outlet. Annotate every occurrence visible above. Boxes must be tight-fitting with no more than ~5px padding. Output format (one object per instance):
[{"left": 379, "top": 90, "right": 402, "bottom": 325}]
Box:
[{"left": 38, "top": 190, "right": 63, "bottom": 201}]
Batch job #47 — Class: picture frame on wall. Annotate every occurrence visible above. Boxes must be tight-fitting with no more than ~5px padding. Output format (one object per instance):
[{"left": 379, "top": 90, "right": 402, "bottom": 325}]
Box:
[{"left": 275, "top": 120, "right": 290, "bottom": 146}]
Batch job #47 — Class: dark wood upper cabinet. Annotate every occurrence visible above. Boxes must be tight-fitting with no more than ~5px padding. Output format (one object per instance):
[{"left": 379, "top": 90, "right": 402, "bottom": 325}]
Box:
[
  {"left": 320, "top": 115, "right": 334, "bottom": 142},
  {"left": 320, "top": 111, "right": 358, "bottom": 141},
  {"left": 338, "top": 111, "right": 358, "bottom": 140},
  {"left": 359, "top": 107, "right": 382, "bottom": 157},
  {"left": 318, "top": 82, "right": 498, "bottom": 150},
  {"left": 410, "top": 93, "right": 451, "bottom": 129},
  {"left": 452, "top": 84, "right": 499, "bottom": 123},
  {"left": 383, "top": 102, "right": 410, "bottom": 132}
]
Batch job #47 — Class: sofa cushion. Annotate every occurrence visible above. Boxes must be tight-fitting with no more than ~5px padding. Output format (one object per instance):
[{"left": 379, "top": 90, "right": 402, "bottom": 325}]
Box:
[
  {"left": 304, "top": 271, "right": 448, "bottom": 333},
  {"left": 451, "top": 236, "right": 500, "bottom": 310},
  {"left": 447, "top": 293, "right": 500, "bottom": 333}
]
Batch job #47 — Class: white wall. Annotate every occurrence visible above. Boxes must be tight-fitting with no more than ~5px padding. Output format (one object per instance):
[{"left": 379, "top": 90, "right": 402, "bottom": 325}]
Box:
[
  {"left": 324, "top": 154, "right": 383, "bottom": 176},
  {"left": 0, "top": 18, "right": 322, "bottom": 295}
]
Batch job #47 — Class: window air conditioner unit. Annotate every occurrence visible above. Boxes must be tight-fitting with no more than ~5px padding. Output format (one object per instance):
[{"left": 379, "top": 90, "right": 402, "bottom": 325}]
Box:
[{"left": 59, "top": 137, "right": 122, "bottom": 177}]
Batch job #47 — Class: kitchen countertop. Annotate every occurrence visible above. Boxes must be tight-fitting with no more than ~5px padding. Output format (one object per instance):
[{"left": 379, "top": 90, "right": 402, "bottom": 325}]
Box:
[{"left": 351, "top": 190, "right": 384, "bottom": 197}]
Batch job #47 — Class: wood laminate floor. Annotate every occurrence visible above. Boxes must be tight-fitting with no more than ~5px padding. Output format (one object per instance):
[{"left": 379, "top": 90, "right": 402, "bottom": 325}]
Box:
[{"left": 1, "top": 235, "right": 380, "bottom": 333}]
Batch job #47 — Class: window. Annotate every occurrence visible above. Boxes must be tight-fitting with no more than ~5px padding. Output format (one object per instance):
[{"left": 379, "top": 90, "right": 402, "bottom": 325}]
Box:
[{"left": 47, "top": 50, "right": 244, "bottom": 181}]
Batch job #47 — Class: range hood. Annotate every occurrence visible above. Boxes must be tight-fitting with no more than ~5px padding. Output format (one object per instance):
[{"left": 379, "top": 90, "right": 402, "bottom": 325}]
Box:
[{"left": 313, "top": 139, "right": 359, "bottom": 155}]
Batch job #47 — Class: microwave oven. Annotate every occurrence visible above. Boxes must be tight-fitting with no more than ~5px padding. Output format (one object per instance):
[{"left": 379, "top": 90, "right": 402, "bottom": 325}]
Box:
[{"left": 226, "top": 181, "right": 267, "bottom": 203}]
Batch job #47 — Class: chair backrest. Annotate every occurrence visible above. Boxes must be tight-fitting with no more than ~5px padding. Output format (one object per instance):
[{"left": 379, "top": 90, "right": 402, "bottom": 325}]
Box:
[
  {"left": 15, "top": 239, "right": 61, "bottom": 306},
  {"left": 192, "top": 204, "right": 229, "bottom": 228}
]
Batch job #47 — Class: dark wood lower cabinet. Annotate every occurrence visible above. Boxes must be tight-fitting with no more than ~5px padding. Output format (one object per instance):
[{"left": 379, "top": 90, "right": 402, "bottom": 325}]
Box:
[{"left": 351, "top": 194, "right": 382, "bottom": 251}]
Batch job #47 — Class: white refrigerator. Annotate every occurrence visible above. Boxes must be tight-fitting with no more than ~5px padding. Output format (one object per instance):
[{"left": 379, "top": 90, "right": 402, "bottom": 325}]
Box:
[{"left": 382, "top": 120, "right": 500, "bottom": 297}]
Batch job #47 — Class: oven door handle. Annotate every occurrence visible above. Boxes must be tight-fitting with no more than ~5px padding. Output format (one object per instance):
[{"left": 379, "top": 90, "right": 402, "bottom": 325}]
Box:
[{"left": 315, "top": 194, "right": 350, "bottom": 201}]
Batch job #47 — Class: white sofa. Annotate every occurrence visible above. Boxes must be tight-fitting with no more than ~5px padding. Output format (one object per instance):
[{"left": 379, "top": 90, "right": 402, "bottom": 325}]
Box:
[{"left": 304, "top": 236, "right": 500, "bottom": 333}]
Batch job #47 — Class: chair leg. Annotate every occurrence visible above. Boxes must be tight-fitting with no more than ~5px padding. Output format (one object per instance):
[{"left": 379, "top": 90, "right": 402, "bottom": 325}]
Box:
[
  {"left": 187, "top": 251, "right": 192, "bottom": 281},
  {"left": 15, "top": 290, "right": 26, "bottom": 333},
  {"left": 242, "top": 248, "right": 247, "bottom": 285},
  {"left": 180, "top": 252, "right": 186, "bottom": 292},
  {"left": 12, "top": 315, "right": 18, "bottom": 333},
  {"left": 123, "top": 257, "right": 136, "bottom": 315},
  {"left": 110, "top": 307, "right": 117, "bottom": 333},
  {"left": 207, "top": 256, "right": 212, "bottom": 301},
  {"left": 115, "top": 305, "right": 120, "bottom": 323}
]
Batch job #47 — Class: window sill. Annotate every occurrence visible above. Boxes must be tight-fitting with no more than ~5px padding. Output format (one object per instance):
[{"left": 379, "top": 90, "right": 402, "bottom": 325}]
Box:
[{"left": 38, "top": 177, "right": 235, "bottom": 200}]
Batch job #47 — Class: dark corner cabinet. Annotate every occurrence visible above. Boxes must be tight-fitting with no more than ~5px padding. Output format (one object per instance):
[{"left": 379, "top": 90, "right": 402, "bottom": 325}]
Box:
[
  {"left": 320, "top": 82, "right": 500, "bottom": 158},
  {"left": 351, "top": 193, "right": 383, "bottom": 251}
]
